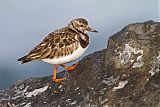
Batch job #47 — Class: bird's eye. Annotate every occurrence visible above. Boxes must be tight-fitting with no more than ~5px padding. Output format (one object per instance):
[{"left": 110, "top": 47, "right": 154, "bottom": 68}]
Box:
[{"left": 80, "top": 25, "right": 84, "bottom": 27}]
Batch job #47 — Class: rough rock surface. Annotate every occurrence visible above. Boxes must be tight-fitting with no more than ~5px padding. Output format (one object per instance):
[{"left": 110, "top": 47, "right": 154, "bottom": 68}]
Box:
[{"left": 1, "top": 21, "right": 160, "bottom": 107}]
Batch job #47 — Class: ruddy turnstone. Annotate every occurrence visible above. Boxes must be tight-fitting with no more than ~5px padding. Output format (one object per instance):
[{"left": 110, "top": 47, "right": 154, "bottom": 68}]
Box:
[{"left": 17, "top": 18, "right": 97, "bottom": 83}]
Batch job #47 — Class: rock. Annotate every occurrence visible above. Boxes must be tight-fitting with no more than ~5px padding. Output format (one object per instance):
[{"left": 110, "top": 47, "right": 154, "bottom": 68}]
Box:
[{"left": 1, "top": 20, "right": 160, "bottom": 107}]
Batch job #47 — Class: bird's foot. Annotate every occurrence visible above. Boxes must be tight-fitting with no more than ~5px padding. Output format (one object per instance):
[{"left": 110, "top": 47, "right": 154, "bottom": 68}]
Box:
[
  {"left": 67, "top": 62, "right": 80, "bottom": 71},
  {"left": 52, "top": 77, "right": 67, "bottom": 84}
]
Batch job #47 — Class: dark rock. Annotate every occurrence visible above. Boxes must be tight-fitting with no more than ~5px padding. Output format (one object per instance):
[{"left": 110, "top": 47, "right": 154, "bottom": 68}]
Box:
[{"left": 1, "top": 21, "right": 160, "bottom": 107}]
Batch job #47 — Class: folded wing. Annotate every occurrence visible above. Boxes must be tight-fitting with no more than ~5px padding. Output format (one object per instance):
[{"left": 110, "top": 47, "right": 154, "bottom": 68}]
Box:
[{"left": 17, "top": 31, "right": 79, "bottom": 64}]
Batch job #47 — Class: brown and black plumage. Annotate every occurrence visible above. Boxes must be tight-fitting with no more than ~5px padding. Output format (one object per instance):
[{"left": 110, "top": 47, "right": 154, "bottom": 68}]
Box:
[{"left": 18, "top": 18, "right": 97, "bottom": 83}]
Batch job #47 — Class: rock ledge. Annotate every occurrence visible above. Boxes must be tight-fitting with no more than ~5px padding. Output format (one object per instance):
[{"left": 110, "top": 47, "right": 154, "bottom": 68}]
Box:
[{"left": 1, "top": 20, "right": 160, "bottom": 107}]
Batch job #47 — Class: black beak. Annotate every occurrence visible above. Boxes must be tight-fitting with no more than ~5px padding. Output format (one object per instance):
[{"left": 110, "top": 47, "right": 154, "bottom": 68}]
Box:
[{"left": 87, "top": 27, "right": 98, "bottom": 32}]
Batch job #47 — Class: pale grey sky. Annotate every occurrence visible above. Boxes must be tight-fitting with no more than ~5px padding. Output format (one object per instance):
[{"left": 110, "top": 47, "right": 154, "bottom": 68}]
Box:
[
  {"left": 159, "top": 0, "right": 160, "bottom": 20},
  {"left": 0, "top": 0, "right": 159, "bottom": 90}
]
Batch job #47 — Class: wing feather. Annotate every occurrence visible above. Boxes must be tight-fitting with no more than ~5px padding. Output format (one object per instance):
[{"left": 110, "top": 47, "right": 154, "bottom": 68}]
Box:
[{"left": 17, "top": 28, "right": 80, "bottom": 64}]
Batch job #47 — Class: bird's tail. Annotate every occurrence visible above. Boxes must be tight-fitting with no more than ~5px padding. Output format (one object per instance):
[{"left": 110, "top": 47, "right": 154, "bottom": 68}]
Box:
[{"left": 17, "top": 56, "right": 32, "bottom": 64}]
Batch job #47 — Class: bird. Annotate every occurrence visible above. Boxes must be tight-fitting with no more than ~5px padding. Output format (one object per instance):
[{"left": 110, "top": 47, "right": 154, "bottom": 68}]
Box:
[{"left": 17, "top": 18, "right": 98, "bottom": 83}]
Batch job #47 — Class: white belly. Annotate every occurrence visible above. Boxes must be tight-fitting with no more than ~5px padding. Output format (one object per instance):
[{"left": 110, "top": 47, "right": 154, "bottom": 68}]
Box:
[{"left": 41, "top": 44, "right": 88, "bottom": 64}]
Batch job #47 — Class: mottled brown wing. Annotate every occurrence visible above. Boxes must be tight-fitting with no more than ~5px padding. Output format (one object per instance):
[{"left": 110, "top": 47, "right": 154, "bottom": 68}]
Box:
[{"left": 18, "top": 30, "right": 79, "bottom": 64}]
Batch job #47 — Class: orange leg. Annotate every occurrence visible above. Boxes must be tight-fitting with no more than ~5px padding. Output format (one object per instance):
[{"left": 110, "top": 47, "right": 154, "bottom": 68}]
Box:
[
  {"left": 60, "top": 62, "right": 79, "bottom": 71},
  {"left": 52, "top": 64, "right": 66, "bottom": 83}
]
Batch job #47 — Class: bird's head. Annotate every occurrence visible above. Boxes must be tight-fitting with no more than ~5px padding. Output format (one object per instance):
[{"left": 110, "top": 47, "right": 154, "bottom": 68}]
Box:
[{"left": 68, "top": 18, "right": 98, "bottom": 34}]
